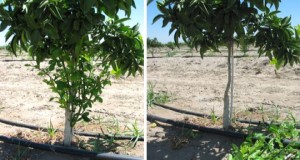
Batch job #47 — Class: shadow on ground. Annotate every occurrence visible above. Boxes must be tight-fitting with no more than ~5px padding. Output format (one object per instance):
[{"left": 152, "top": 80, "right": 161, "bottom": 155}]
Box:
[
  {"left": 0, "top": 141, "right": 89, "bottom": 160},
  {"left": 147, "top": 122, "right": 243, "bottom": 160}
]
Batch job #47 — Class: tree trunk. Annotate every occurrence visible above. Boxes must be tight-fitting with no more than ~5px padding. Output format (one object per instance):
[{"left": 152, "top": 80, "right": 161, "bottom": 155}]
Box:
[
  {"left": 230, "top": 41, "right": 234, "bottom": 119},
  {"left": 63, "top": 108, "right": 73, "bottom": 146},
  {"left": 62, "top": 58, "right": 75, "bottom": 146},
  {"left": 223, "top": 39, "right": 234, "bottom": 129}
]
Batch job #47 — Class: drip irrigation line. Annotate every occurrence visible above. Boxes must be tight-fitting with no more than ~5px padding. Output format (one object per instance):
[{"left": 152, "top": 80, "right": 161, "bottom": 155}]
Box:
[
  {"left": 153, "top": 103, "right": 300, "bottom": 128},
  {"left": 0, "top": 118, "right": 143, "bottom": 141},
  {"left": 75, "top": 132, "right": 144, "bottom": 141},
  {"left": 148, "top": 113, "right": 246, "bottom": 138},
  {"left": 147, "top": 114, "right": 300, "bottom": 148},
  {"left": 153, "top": 102, "right": 214, "bottom": 119},
  {"left": 1, "top": 60, "right": 37, "bottom": 62},
  {"left": 0, "top": 135, "right": 142, "bottom": 160}
]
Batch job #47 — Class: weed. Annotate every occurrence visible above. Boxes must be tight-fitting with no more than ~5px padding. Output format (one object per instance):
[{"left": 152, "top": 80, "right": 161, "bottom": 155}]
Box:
[
  {"left": 78, "top": 139, "right": 87, "bottom": 150},
  {"left": 147, "top": 83, "right": 155, "bottom": 107},
  {"left": 47, "top": 118, "right": 56, "bottom": 139},
  {"left": 91, "top": 137, "right": 103, "bottom": 152},
  {"left": 210, "top": 107, "right": 218, "bottom": 124},
  {"left": 155, "top": 91, "right": 170, "bottom": 104},
  {"left": 229, "top": 115, "right": 300, "bottom": 159},
  {"left": 85, "top": 136, "right": 117, "bottom": 153},
  {"left": 92, "top": 114, "right": 104, "bottom": 124},
  {"left": 106, "top": 116, "right": 122, "bottom": 136},
  {"left": 171, "top": 129, "right": 198, "bottom": 150},
  {"left": 258, "top": 104, "right": 266, "bottom": 122},
  {"left": 83, "top": 116, "right": 122, "bottom": 152},
  {"left": 12, "top": 143, "right": 29, "bottom": 160},
  {"left": 125, "top": 120, "right": 143, "bottom": 148},
  {"left": 166, "top": 51, "right": 177, "bottom": 57},
  {"left": 147, "top": 83, "right": 171, "bottom": 107},
  {"left": 273, "top": 104, "right": 280, "bottom": 121},
  {"left": 183, "top": 129, "right": 198, "bottom": 139}
]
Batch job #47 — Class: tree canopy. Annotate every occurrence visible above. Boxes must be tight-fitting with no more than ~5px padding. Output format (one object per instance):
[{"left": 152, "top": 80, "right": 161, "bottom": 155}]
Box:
[
  {"left": 153, "top": 0, "right": 300, "bottom": 67},
  {"left": 0, "top": 0, "right": 143, "bottom": 146},
  {"left": 0, "top": 0, "right": 143, "bottom": 74}
]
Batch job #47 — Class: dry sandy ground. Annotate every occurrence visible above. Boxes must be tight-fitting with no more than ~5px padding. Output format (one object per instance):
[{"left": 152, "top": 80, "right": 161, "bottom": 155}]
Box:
[
  {"left": 0, "top": 50, "right": 144, "bottom": 159},
  {"left": 147, "top": 47, "right": 300, "bottom": 160}
]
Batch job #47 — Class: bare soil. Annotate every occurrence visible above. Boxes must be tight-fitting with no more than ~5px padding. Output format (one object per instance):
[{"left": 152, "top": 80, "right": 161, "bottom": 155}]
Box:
[
  {"left": 147, "top": 47, "right": 300, "bottom": 160},
  {"left": 0, "top": 50, "right": 144, "bottom": 160}
]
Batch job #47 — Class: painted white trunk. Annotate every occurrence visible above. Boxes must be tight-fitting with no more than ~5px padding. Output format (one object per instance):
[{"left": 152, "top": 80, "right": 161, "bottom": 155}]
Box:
[
  {"left": 223, "top": 40, "right": 234, "bottom": 129},
  {"left": 230, "top": 43, "right": 234, "bottom": 119},
  {"left": 223, "top": 55, "right": 231, "bottom": 128},
  {"left": 63, "top": 109, "right": 73, "bottom": 146}
]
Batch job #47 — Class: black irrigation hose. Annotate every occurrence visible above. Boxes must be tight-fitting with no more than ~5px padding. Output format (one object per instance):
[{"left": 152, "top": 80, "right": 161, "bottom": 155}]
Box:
[
  {"left": 0, "top": 118, "right": 143, "bottom": 141},
  {"left": 147, "top": 114, "right": 300, "bottom": 149},
  {"left": 0, "top": 135, "right": 142, "bottom": 160},
  {"left": 75, "top": 131, "right": 144, "bottom": 141},
  {"left": 153, "top": 103, "right": 300, "bottom": 129},
  {"left": 1, "top": 60, "right": 37, "bottom": 62},
  {"left": 153, "top": 102, "right": 214, "bottom": 119},
  {"left": 148, "top": 113, "right": 246, "bottom": 138}
]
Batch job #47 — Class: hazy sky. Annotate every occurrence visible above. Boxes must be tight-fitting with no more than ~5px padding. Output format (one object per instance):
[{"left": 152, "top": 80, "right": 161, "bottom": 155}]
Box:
[
  {"left": 0, "top": 0, "right": 144, "bottom": 46},
  {"left": 148, "top": 0, "right": 300, "bottom": 43}
]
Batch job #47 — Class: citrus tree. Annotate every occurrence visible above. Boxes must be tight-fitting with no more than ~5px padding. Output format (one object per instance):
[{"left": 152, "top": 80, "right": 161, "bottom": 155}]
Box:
[
  {"left": 152, "top": 0, "right": 300, "bottom": 128},
  {"left": 147, "top": 37, "right": 163, "bottom": 57},
  {"left": 0, "top": 0, "right": 143, "bottom": 146},
  {"left": 165, "top": 42, "right": 175, "bottom": 51}
]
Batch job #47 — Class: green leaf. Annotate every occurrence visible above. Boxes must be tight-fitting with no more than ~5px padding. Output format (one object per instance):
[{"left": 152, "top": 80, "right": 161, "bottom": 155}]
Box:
[
  {"left": 55, "top": 80, "right": 68, "bottom": 90},
  {"left": 295, "top": 28, "right": 299, "bottom": 40},
  {"left": 162, "top": 18, "right": 168, "bottom": 27},
  {"left": 274, "top": 0, "right": 279, "bottom": 10},
  {"left": 71, "top": 71, "right": 81, "bottom": 81},
  {"left": 270, "top": 58, "right": 277, "bottom": 65},
  {"left": 83, "top": 0, "right": 96, "bottom": 14},
  {"left": 200, "top": 46, "right": 207, "bottom": 58},
  {"left": 110, "top": 66, "right": 122, "bottom": 79},
  {"left": 153, "top": 15, "right": 164, "bottom": 24},
  {"left": 48, "top": 60, "right": 56, "bottom": 71},
  {"left": 269, "top": 10, "right": 280, "bottom": 16},
  {"left": 275, "top": 58, "right": 283, "bottom": 70},
  {"left": 0, "top": 20, "right": 9, "bottom": 32},
  {"left": 281, "top": 17, "right": 289, "bottom": 26},
  {"left": 30, "top": 30, "right": 41, "bottom": 44},
  {"left": 102, "top": 0, "right": 117, "bottom": 17},
  {"left": 10, "top": 35, "right": 17, "bottom": 56},
  {"left": 115, "top": 18, "right": 130, "bottom": 24},
  {"left": 49, "top": 5, "right": 62, "bottom": 20},
  {"left": 81, "top": 112, "right": 91, "bottom": 122},
  {"left": 157, "top": 2, "right": 168, "bottom": 14},
  {"left": 227, "top": 0, "right": 236, "bottom": 8},
  {"left": 75, "top": 38, "right": 83, "bottom": 56},
  {"left": 40, "top": 0, "right": 49, "bottom": 8},
  {"left": 174, "top": 30, "right": 180, "bottom": 46},
  {"left": 254, "top": 0, "right": 265, "bottom": 11},
  {"left": 147, "top": 0, "right": 154, "bottom": 5},
  {"left": 20, "top": 32, "right": 28, "bottom": 51},
  {"left": 5, "top": 29, "right": 14, "bottom": 42},
  {"left": 24, "top": 14, "right": 39, "bottom": 29}
]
